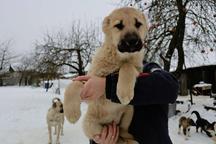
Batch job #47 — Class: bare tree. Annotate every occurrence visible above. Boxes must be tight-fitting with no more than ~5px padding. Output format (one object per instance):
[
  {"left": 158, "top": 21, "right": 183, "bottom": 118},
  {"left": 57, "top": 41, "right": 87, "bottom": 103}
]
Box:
[
  {"left": 0, "top": 40, "right": 17, "bottom": 86},
  {"left": 122, "top": 0, "right": 216, "bottom": 77},
  {"left": 0, "top": 40, "right": 14, "bottom": 70},
  {"left": 16, "top": 55, "right": 35, "bottom": 86},
  {"left": 35, "top": 22, "right": 100, "bottom": 75}
]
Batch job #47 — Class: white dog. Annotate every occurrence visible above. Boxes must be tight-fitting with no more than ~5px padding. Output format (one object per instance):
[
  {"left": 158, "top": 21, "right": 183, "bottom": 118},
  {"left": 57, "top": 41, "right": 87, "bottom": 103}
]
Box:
[{"left": 47, "top": 97, "right": 64, "bottom": 144}]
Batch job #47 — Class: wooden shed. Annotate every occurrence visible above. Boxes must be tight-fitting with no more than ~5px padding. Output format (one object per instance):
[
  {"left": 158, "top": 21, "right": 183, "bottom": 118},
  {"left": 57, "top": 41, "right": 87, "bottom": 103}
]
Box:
[{"left": 179, "top": 65, "right": 216, "bottom": 96}]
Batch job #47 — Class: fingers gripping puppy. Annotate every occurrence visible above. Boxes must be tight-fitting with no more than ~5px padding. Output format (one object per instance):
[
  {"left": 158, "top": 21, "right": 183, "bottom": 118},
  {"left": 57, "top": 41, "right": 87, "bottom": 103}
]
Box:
[{"left": 64, "top": 7, "right": 148, "bottom": 144}]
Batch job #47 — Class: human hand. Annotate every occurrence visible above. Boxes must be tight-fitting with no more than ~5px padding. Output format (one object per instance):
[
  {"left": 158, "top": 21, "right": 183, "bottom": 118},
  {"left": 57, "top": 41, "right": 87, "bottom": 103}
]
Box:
[
  {"left": 73, "top": 75, "right": 106, "bottom": 101},
  {"left": 93, "top": 121, "right": 119, "bottom": 144}
]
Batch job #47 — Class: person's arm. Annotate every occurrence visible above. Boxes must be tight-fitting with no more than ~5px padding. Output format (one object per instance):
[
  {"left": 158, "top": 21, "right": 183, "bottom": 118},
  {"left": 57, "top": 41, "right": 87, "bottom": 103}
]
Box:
[{"left": 106, "top": 63, "right": 179, "bottom": 105}]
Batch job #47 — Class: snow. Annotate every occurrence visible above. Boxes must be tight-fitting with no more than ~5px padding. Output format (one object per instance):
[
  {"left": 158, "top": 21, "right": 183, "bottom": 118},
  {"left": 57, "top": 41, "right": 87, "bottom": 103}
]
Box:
[
  {"left": 0, "top": 79, "right": 215, "bottom": 144},
  {"left": 193, "top": 82, "right": 212, "bottom": 88},
  {"left": 169, "top": 96, "right": 216, "bottom": 144}
]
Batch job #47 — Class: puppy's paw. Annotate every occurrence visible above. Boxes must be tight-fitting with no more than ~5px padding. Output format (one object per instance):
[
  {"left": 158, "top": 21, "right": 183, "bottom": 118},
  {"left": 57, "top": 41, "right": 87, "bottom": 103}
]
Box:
[
  {"left": 117, "top": 87, "right": 134, "bottom": 105},
  {"left": 48, "top": 141, "right": 52, "bottom": 144},
  {"left": 67, "top": 108, "right": 81, "bottom": 124}
]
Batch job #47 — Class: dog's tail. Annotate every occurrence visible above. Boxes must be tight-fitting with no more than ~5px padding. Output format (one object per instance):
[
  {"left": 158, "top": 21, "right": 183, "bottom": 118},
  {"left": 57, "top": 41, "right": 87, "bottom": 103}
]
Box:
[
  {"left": 64, "top": 81, "right": 84, "bottom": 124},
  {"left": 191, "top": 110, "right": 201, "bottom": 120}
]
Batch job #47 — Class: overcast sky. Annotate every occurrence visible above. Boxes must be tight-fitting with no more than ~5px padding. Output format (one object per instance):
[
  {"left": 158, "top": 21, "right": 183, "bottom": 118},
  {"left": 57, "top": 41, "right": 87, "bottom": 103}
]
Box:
[{"left": 0, "top": 0, "right": 120, "bottom": 55}]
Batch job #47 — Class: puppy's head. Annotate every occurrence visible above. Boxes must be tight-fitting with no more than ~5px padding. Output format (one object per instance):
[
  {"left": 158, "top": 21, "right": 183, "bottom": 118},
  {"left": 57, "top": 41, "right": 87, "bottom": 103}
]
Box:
[
  {"left": 206, "top": 122, "right": 216, "bottom": 131},
  {"left": 103, "top": 7, "right": 148, "bottom": 54},
  {"left": 52, "top": 97, "right": 64, "bottom": 113},
  {"left": 188, "top": 118, "right": 196, "bottom": 126},
  {"left": 180, "top": 117, "right": 195, "bottom": 128}
]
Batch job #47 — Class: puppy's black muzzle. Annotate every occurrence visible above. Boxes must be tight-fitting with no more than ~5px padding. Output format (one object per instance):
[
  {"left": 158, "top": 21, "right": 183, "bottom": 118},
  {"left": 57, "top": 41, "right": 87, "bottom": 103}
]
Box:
[{"left": 118, "top": 33, "right": 143, "bottom": 53}]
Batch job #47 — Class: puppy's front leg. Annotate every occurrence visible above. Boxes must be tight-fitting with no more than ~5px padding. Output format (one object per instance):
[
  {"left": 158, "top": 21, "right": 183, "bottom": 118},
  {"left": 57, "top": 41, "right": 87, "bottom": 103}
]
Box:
[
  {"left": 48, "top": 125, "right": 52, "bottom": 144},
  {"left": 64, "top": 81, "right": 83, "bottom": 123},
  {"left": 178, "top": 124, "right": 181, "bottom": 134},
  {"left": 54, "top": 125, "right": 57, "bottom": 135},
  {"left": 61, "top": 123, "right": 64, "bottom": 136},
  {"left": 117, "top": 63, "right": 139, "bottom": 105},
  {"left": 187, "top": 127, "right": 191, "bottom": 137},
  {"left": 56, "top": 124, "right": 61, "bottom": 144}
]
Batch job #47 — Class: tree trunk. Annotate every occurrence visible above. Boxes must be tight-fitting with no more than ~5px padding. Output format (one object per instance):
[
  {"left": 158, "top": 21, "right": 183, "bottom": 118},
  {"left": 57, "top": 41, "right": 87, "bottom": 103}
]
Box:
[
  {"left": 163, "top": 0, "right": 186, "bottom": 79},
  {"left": 77, "top": 49, "right": 85, "bottom": 75}
]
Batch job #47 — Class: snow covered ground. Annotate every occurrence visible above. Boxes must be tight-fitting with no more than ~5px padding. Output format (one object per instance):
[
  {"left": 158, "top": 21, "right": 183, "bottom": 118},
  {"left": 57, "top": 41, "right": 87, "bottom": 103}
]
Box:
[{"left": 0, "top": 79, "right": 215, "bottom": 144}]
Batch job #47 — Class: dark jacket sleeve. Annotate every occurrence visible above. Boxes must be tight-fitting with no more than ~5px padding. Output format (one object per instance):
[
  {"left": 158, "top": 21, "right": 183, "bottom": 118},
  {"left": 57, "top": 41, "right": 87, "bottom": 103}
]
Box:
[{"left": 105, "top": 63, "right": 179, "bottom": 106}]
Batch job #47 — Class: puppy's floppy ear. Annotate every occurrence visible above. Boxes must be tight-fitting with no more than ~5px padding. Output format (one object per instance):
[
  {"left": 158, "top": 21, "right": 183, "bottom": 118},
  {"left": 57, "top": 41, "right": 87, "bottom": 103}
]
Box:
[{"left": 102, "top": 16, "right": 110, "bottom": 34}]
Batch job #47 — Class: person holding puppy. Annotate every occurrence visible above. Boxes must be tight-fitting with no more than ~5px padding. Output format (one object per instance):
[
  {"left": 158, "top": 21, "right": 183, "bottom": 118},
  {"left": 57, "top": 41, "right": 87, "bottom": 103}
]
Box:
[{"left": 73, "top": 62, "right": 179, "bottom": 144}]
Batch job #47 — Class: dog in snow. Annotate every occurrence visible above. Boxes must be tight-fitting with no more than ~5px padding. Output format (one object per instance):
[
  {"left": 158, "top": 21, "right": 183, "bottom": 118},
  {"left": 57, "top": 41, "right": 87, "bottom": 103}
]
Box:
[
  {"left": 47, "top": 97, "right": 64, "bottom": 144},
  {"left": 178, "top": 116, "right": 196, "bottom": 140}
]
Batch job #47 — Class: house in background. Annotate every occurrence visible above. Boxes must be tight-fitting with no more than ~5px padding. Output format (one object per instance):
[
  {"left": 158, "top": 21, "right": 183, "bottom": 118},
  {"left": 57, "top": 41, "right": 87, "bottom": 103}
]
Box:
[
  {"left": 179, "top": 65, "right": 216, "bottom": 96},
  {"left": 0, "top": 65, "right": 59, "bottom": 86},
  {"left": 0, "top": 65, "right": 21, "bottom": 86}
]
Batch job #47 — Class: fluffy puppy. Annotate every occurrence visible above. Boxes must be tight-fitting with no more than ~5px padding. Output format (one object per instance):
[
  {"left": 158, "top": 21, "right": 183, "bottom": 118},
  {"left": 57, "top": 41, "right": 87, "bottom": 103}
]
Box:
[
  {"left": 47, "top": 97, "right": 64, "bottom": 144},
  {"left": 64, "top": 7, "right": 148, "bottom": 144},
  {"left": 178, "top": 116, "right": 196, "bottom": 140}
]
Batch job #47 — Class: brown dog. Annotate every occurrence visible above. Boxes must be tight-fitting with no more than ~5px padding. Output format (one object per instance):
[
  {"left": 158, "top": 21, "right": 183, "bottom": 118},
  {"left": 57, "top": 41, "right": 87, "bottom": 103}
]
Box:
[
  {"left": 64, "top": 7, "right": 148, "bottom": 144},
  {"left": 47, "top": 97, "right": 64, "bottom": 144},
  {"left": 178, "top": 116, "right": 196, "bottom": 140}
]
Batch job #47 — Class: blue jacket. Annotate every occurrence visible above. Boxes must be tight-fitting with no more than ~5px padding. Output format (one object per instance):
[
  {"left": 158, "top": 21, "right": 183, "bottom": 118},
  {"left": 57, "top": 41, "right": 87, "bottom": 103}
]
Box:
[{"left": 90, "top": 62, "right": 179, "bottom": 144}]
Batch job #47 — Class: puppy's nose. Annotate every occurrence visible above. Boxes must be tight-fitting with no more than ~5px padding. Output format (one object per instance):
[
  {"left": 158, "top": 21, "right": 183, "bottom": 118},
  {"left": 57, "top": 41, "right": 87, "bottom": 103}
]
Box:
[
  {"left": 125, "top": 34, "right": 140, "bottom": 47},
  {"left": 118, "top": 33, "right": 143, "bottom": 53}
]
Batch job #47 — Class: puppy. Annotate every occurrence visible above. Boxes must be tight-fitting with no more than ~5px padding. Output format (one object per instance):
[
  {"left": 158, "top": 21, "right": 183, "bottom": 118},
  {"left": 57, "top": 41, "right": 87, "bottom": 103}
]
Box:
[
  {"left": 206, "top": 122, "right": 216, "bottom": 142},
  {"left": 47, "top": 97, "right": 64, "bottom": 144},
  {"left": 191, "top": 110, "right": 210, "bottom": 133},
  {"left": 178, "top": 116, "right": 196, "bottom": 140},
  {"left": 64, "top": 7, "right": 148, "bottom": 144},
  {"left": 207, "top": 122, "right": 216, "bottom": 131}
]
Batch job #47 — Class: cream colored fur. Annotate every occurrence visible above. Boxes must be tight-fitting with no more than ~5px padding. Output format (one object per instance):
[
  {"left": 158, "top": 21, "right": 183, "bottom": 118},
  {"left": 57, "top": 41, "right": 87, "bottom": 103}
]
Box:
[
  {"left": 47, "top": 97, "right": 64, "bottom": 144},
  {"left": 64, "top": 7, "right": 148, "bottom": 144}
]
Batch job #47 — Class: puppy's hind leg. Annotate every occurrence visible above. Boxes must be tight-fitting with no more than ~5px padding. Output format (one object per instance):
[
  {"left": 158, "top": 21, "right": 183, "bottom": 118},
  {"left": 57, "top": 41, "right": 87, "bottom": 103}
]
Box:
[
  {"left": 118, "top": 106, "right": 138, "bottom": 144},
  {"left": 82, "top": 114, "right": 103, "bottom": 139},
  {"left": 64, "top": 81, "right": 83, "bottom": 123}
]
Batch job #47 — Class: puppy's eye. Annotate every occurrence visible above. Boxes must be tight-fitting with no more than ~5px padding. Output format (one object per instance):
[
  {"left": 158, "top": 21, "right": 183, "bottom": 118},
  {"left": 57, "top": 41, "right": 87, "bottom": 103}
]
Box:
[
  {"left": 114, "top": 21, "right": 124, "bottom": 30},
  {"left": 135, "top": 19, "right": 142, "bottom": 29}
]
